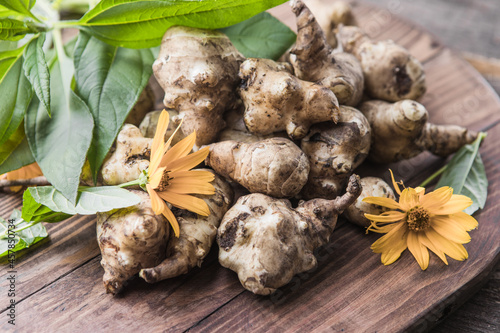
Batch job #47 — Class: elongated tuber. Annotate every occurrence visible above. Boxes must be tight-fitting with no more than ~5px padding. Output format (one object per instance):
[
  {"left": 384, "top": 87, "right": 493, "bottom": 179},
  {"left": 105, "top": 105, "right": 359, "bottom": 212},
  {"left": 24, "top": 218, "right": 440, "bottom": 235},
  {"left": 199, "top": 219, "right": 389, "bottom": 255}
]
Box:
[
  {"left": 336, "top": 25, "right": 426, "bottom": 102},
  {"left": 140, "top": 170, "right": 234, "bottom": 283},
  {"left": 218, "top": 174, "right": 362, "bottom": 295},
  {"left": 239, "top": 58, "right": 340, "bottom": 140},
  {"left": 205, "top": 138, "right": 310, "bottom": 198},
  {"left": 153, "top": 26, "right": 244, "bottom": 146},
  {"left": 360, "top": 100, "right": 478, "bottom": 163},
  {"left": 343, "top": 177, "right": 395, "bottom": 227},
  {"left": 97, "top": 190, "right": 169, "bottom": 294},
  {"left": 100, "top": 124, "right": 152, "bottom": 185},
  {"left": 300, "top": 106, "right": 371, "bottom": 199},
  {"left": 289, "top": 0, "right": 364, "bottom": 106}
]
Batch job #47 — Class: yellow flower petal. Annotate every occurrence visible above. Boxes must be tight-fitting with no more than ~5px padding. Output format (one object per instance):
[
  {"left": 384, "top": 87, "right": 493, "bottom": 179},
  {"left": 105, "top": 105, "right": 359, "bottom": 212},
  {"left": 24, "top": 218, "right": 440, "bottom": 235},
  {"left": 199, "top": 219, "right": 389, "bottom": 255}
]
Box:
[
  {"left": 450, "top": 212, "right": 478, "bottom": 231},
  {"left": 430, "top": 216, "right": 471, "bottom": 244},
  {"left": 169, "top": 170, "right": 215, "bottom": 182},
  {"left": 371, "top": 222, "right": 407, "bottom": 252},
  {"left": 150, "top": 111, "right": 170, "bottom": 171},
  {"left": 421, "top": 231, "right": 448, "bottom": 265},
  {"left": 146, "top": 184, "right": 165, "bottom": 214},
  {"left": 362, "top": 196, "right": 401, "bottom": 210},
  {"left": 421, "top": 186, "right": 453, "bottom": 211},
  {"left": 407, "top": 231, "right": 429, "bottom": 270},
  {"left": 399, "top": 188, "right": 420, "bottom": 211},
  {"left": 380, "top": 226, "right": 408, "bottom": 265},
  {"left": 425, "top": 229, "right": 468, "bottom": 261},
  {"left": 162, "top": 204, "right": 180, "bottom": 238},
  {"left": 389, "top": 169, "right": 402, "bottom": 195},
  {"left": 166, "top": 146, "right": 210, "bottom": 173},
  {"left": 429, "top": 194, "right": 473, "bottom": 215},
  {"left": 157, "top": 191, "right": 211, "bottom": 216},
  {"left": 167, "top": 177, "right": 215, "bottom": 195},
  {"left": 149, "top": 166, "right": 166, "bottom": 189},
  {"left": 365, "top": 211, "right": 405, "bottom": 223},
  {"left": 161, "top": 132, "right": 196, "bottom": 167}
]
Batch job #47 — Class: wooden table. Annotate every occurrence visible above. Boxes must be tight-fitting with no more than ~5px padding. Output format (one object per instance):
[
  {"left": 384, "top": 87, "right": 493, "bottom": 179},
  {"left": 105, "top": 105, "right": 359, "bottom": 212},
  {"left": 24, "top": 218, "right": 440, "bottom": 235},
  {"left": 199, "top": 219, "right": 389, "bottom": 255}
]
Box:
[{"left": 1, "top": 1, "right": 499, "bottom": 332}]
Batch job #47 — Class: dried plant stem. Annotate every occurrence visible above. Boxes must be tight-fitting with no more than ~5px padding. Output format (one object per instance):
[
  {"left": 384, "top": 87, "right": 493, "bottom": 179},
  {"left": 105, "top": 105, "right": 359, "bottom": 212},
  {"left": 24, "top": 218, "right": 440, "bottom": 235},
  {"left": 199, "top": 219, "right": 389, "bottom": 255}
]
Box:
[{"left": 0, "top": 176, "right": 50, "bottom": 189}]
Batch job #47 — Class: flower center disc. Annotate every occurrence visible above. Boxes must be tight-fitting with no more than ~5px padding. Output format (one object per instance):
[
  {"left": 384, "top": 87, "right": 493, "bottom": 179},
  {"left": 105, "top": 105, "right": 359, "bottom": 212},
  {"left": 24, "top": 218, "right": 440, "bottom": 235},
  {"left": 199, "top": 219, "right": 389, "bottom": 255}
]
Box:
[
  {"left": 406, "top": 206, "right": 430, "bottom": 231},
  {"left": 157, "top": 170, "right": 171, "bottom": 191}
]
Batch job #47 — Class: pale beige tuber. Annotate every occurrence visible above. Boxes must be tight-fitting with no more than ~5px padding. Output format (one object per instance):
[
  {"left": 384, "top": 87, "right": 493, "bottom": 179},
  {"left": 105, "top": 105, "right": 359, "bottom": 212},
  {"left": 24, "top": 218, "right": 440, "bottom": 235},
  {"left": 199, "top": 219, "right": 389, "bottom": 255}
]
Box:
[
  {"left": 205, "top": 138, "right": 310, "bottom": 198},
  {"left": 360, "top": 100, "right": 478, "bottom": 163},
  {"left": 139, "top": 110, "right": 186, "bottom": 146},
  {"left": 289, "top": 0, "right": 364, "bottom": 106},
  {"left": 140, "top": 170, "right": 234, "bottom": 283},
  {"left": 300, "top": 106, "right": 371, "bottom": 199},
  {"left": 97, "top": 190, "right": 169, "bottom": 294},
  {"left": 239, "top": 58, "right": 340, "bottom": 140},
  {"left": 153, "top": 26, "right": 244, "bottom": 146},
  {"left": 343, "top": 177, "right": 395, "bottom": 227},
  {"left": 218, "top": 174, "right": 362, "bottom": 295}
]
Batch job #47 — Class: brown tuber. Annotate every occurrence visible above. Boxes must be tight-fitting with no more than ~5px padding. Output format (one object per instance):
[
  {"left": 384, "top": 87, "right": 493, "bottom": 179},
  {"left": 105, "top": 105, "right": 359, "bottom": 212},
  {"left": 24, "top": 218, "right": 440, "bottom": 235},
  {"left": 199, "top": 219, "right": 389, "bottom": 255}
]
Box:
[
  {"left": 239, "top": 58, "right": 340, "bottom": 140},
  {"left": 217, "top": 174, "right": 362, "bottom": 295},
  {"left": 343, "top": 177, "right": 395, "bottom": 227},
  {"left": 97, "top": 190, "right": 169, "bottom": 294},
  {"left": 289, "top": 0, "right": 364, "bottom": 106},
  {"left": 140, "top": 170, "right": 234, "bottom": 283},
  {"left": 205, "top": 138, "right": 310, "bottom": 198},
  {"left": 300, "top": 106, "right": 371, "bottom": 199},
  {"left": 360, "top": 100, "right": 478, "bottom": 163},
  {"left": 336, "top": 25, "right": 426, "bottom": 102},
  {"left": 153, "top": 26, "right": 244, "bottom": 146}
]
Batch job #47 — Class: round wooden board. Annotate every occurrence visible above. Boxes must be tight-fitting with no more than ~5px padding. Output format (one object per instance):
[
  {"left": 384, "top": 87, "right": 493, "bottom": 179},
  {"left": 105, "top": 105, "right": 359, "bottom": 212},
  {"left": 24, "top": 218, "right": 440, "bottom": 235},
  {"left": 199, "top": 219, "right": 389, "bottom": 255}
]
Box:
[{"left": 1, "top": 1, "right": 499, "bottom": 332}]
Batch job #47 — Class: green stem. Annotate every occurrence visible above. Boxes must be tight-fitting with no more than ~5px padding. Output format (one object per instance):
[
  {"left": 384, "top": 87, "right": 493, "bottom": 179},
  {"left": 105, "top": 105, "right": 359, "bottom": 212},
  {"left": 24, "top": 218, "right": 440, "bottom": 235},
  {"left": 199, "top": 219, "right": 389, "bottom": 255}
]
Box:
[
  {"left": 0, "top": 221, "right": 40, "bottom": 239},
  {"left": 118, "top": 179, "right": 141, "bottom": 188},
  {"left": 419, "top": 165, "right": 448, "bottom": 187}
]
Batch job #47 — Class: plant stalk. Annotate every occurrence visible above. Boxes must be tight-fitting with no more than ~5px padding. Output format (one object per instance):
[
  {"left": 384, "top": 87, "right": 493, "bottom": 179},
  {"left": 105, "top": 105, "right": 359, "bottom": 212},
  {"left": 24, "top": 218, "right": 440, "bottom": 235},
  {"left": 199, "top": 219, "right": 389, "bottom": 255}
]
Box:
[{"left": 0, "top": 176, "right": 50, "bottom": 189}]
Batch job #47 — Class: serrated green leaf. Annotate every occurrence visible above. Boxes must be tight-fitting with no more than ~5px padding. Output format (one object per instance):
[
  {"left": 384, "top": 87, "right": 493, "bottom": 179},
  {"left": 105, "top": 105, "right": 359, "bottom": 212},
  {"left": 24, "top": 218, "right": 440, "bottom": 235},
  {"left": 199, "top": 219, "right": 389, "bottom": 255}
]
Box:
[
  {"left": 25, "top": 57, "right": 94, "bottom": 204},
  {"left": 220, "top": 12, "right": 296, "bottom": 60},
  {"left": 0, "top": 0, "right": 35, "bottom": 17},
  {"left": 76, "top": 0, "right": 288, "bottom": 48},
  {"left": 436, "top": 133, "right": 488, "bottom": 215},
  {"left": 23, "top": 33, "right": 50, "bottom": 116},
  {"left": 28, "top": 186, "right": 142, "bottom": 215},
  {"left": 21, "top": 189, "right": 73, "bottom": 223},
  {"left": 0, "top": 18, "right": 34, "bottom": 40},
  {"left": 73, "top": 31, "right": 153, "bottom": 184},
  {"left": 0, "top": 120, "right": 25, "bottom": 166},
  {"left": 0, "top": 53, "right": 33, "bottom": 150}
]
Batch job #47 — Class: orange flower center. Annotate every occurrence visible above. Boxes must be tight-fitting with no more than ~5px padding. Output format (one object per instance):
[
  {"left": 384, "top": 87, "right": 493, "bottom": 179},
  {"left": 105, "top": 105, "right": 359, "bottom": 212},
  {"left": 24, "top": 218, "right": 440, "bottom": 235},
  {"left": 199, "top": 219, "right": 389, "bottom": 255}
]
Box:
[
  {"left": 406, "top": 206, "right": 430, "bottom": 231},
  {"left": 157, "top": 170, "right": 172, "bottom": 191}
]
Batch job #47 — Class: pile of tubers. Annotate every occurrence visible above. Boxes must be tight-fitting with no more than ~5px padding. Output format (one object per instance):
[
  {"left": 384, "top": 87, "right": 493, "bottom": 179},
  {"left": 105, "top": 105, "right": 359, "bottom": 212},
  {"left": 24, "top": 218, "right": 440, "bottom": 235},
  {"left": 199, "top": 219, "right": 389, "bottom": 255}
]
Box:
[{"left": 94, "top": 0, "right": 478, "bottom": 296}]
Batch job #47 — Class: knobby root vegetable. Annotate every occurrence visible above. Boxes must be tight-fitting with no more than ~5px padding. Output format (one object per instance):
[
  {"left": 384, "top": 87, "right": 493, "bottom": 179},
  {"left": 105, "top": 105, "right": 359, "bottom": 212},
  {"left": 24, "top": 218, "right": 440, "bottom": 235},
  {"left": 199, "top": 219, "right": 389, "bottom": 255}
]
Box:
[
  {"left": 289, "top": 0, "right": 364, "bottom": 106},
  {"left": 100, "top": 124, "right": 152, "bottom": 185},
  {"left": 140, "top": 170, "right": 234, "bottom": 283},
  {"left": 336, "top": 25, "right": 426, "bottom": 102},
  {"left": 305, "top": 0, "right": 357, "bottom": 47},
  {"left": 97, "top": 190, "right": 169, "bottom": 294},
  {"left": 343, "top": 177, "right": 395, "bottom": 227},
  {"left": 360, "top": 100, "right": 478, "bottom": 163},
  {"left": 239, "top": 58, "right": 340, "bottom": 140},
  {"left": 153, "top": 26, "right": 244, "bottom": 146},
  {"left": 205, "top": 138, "right": 310, "bottom": 198},
  {"left": 124, "top": 84, "right": 155, "bottom": 126},
  {"left": 218, "top": 174, "right": 362, "bottom": 295},
  {"left": 300, "top": 106, "right": 371, "bottom": 199},
  {"left": 139, "top": 110, "right": 186, "bottom": 146}
]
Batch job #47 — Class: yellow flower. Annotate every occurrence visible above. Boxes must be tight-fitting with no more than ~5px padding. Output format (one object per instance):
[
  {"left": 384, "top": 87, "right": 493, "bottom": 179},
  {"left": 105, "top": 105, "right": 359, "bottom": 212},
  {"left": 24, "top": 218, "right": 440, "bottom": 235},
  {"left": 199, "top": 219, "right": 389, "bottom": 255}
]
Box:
[
  {"left": 146, "top": 110, "right": 215, "bottom": 237},
  {"left": 0, "top": 163, "right": 43, "bottom": 192},
  {"left": 363, "top": 170, "right": 478, "bottom": 270}
]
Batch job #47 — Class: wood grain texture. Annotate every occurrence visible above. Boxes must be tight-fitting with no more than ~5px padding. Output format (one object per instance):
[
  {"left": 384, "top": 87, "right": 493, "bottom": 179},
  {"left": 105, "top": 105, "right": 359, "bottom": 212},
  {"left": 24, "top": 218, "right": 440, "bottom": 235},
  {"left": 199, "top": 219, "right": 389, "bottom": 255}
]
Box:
[{"left": 1, "top": 1, "right": 499, "bottom": 332}]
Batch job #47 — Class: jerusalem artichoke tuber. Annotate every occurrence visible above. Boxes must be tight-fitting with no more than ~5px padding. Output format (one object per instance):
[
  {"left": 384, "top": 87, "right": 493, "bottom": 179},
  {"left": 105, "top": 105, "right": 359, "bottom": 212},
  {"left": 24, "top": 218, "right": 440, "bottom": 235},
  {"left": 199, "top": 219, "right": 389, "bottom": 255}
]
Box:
[
  {"left": 239, "top": 58, "right": 340, "bottom": 140},
  {"left": 124, "top": 84, "right": 155, "bottom": 127},
  {"left": 139, "top": 110, "right": 186, "bottom": 146},
  {"left": 360, "top": 100, "right": 478, "bottom": 163},
  {"left": 153, "top": 26, "right": 244, "bottom": 146},
  {"left": 289, "top": 0, "right": 364, "bottom": 106},
  {"left": 300, "top": 106, "right": 371, "bottom": 199},
  {"left": 343, "top": 177, "right": 395, "bottom": 227},
  {"left": 97, "top": 190, "right": 169, "bottom": 294},
  {"left": 218, "top": 174, "right": 362, "bottom": 295},
  {"left": 205, "top": 138, "right": 310, "bottom": 198},
  {"left": 140, "top": 170, "right": 234, "bottom": 283}
]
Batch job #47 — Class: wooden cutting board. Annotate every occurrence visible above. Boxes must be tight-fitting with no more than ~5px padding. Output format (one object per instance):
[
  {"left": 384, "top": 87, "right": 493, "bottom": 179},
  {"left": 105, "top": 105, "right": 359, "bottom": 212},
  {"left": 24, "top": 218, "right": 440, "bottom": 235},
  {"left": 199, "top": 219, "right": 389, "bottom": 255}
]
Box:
[{"left": 1, "top": 1, "right": 499, "bottom": 332}]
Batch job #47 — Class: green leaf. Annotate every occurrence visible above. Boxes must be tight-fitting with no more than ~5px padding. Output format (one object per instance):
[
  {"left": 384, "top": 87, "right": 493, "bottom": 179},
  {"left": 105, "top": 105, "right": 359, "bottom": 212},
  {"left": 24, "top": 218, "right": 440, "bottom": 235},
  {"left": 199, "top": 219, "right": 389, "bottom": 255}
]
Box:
[
  {"left": 27, "top": 185, "right": 142, "bottom": 215},
  {"left": 0, "top": 135, "right": 34, "bottom": 174},
  {"left": 220, "top": 12, "right": 296, "bottom": 60},
  {"left": 0, "top": 0, "right": 36, "bottom": 17},
  {"left": 73, "top": 31, "right": 154, "bottom": 184},
  {"left": 23, "top": 33, "right": 50, "bottom": 116},
  {"left": 21, "top": 189, "right": 73, "bottom": 223},
  {"left": 25, "top": 57, "right": 94, "bottom": 204},
  {"left": 77, "top": 0, "right": 288, "bottom": 48},
  {"left": 0, "top": 51, "right": 33, "bottom": 149},
  {"left": 436, "top": 133, "right": 488, "bottom": 215},
  {"left": 0, "top": 5, "right": 19, "bottom": 18},
  {"left": 0, "top": 209, "right": 48, "bottom": 259},
  {"left": 0, "top": 18, "right": 35, "bottom": 40},
  {"left": 0, "top": 120, "right": 25, "bottom": 166}
]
